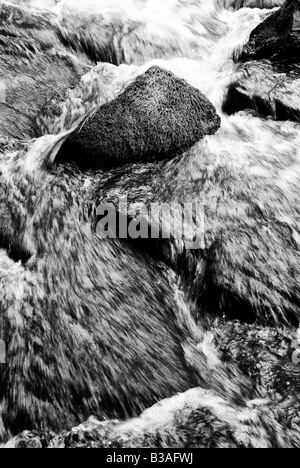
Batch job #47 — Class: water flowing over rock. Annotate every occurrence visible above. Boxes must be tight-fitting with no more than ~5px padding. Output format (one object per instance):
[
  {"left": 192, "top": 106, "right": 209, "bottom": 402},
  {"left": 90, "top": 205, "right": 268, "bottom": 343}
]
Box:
[
  {"left": 240, "top": 0, "right": 300, "bottom": 63},
  {"left": 91, "top": 118, "right": 300, "bottom": 327},
  {"left": 226, "top": 0, "right": 300, "bottom": 121},
  {"left": 56, "top": 66, "right": 221, "bottom": 170},
  {"left": 6, "top": 387, "right": 300, "bottom": 448},
  {"left": 223, "top": 61, "right": 300, "bottom": 121},
  {"left": 0, "top": 162, "right": 203, "bottom": 436},
  {"left": 53, "top": 0, "right": 227, "bottom": 65},
  {"left": 0, "top": 2, "right": 88, "bottom": 139}
]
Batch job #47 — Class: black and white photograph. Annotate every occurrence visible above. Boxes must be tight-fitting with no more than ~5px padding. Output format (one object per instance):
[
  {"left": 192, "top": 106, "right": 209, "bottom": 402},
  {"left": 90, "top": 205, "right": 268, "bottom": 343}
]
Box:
[{"left": 0, "top": 0, "right": 299, "bottom": 451}]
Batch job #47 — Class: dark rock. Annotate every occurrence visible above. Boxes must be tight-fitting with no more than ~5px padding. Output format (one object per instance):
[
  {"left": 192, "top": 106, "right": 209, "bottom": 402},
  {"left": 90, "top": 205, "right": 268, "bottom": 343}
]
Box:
[
  {"left": 213, "top": 321, "right": 300, "bottom": 400},
  {"left": 240, "top": 0, "right": 300, "bottom": 63},
  {"left": 228, "top": 0, "right": 300, "bottom": 121},
  {"left": 56, "top": 66, "right": 221, "bottom": 170},
  {"left": 219, "top": 0, "right": 285, "bottom": 10},
  {"left": 223, "top": 61, "right": 300, "bottom": 121}
]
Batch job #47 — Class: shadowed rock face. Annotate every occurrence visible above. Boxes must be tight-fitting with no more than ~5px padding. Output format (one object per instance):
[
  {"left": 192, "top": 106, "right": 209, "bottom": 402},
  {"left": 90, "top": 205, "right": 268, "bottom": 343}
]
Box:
[
  {"left": 240, "top": 0, "right": 300, "bottom": 63},
  {"left": 56, "top": 66, "right": 221, "bottom": 170}
]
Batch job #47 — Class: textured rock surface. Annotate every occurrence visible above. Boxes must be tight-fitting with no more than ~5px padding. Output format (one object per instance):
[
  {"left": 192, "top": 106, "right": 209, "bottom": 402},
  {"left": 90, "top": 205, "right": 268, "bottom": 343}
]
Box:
[
  {"left": 219, "top": 0, "right": 285, "bottom": 9},
  {"left": 213, "top": 321, "right": 300, "bottom": 399},
  {"left": 240, "top": 0, "right": 300, "bottom": 63},
  {"left": 56, "top": 66, "right": 221, "bottom": 170},
  {"left": 223, "top": 61, "right": 300, "bottom": 121}
]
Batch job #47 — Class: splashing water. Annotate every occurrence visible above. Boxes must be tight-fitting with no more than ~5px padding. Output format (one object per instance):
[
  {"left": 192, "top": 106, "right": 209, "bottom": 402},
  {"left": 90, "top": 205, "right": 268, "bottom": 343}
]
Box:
[{"left": 0, "top": 0, "right": 300, "bottom": 446}]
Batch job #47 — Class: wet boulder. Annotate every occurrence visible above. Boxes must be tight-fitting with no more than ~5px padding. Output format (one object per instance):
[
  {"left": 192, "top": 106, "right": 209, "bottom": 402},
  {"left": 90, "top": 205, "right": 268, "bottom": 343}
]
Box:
[
  {"left": 219, "top": 0, "right": 285, "bottom": 10},
  {"left": 56, "top": 66, "right": 221, "bottom": 170},
  {"left": 240, "top": 0, "right": 300, "bottom": 63},
  {"left": 223, "top": 61, "right": 300, "bottom": 121},
  {"left": 213, "top": 321, "right": 300, "bottom": 401}
]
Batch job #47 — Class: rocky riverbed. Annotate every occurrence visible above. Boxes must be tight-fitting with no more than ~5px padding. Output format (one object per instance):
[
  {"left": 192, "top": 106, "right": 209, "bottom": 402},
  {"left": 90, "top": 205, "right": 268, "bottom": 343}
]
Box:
[{"left": 0, "top": 0, "right": 300, "bottom": 448}]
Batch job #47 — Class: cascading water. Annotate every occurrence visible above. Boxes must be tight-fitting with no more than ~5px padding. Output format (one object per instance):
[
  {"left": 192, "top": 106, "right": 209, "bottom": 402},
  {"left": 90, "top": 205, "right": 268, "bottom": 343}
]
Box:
[{"left": 0, "top": 0, "right": 299, "bottom": 448}]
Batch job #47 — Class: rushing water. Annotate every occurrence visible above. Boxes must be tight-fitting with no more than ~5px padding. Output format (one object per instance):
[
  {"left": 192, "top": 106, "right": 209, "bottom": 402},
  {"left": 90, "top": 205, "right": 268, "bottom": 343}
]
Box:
[{"left": 0, "top": 0, "right": 299, "bottom": 446}]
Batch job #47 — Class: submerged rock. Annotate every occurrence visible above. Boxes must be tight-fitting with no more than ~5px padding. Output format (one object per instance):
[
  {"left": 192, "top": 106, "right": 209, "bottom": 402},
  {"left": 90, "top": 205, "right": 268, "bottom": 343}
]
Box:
[
  {"left": 240, "top": 0, "right": 300, "bottom": 63},
  {"left": 0, "top": 160, "right": 201, "bottom": 437},
  {"left": 6, "top": 380, "right": 300, "bottom": 448},
  {"left": 56, "top": 66, "right": 221, "bottom": 170},
  {"left": 53, "top": 0, "right": 226, "bottom": 66},
  {"left": 223, "top": 61, "right": 300, "bottom": 122},
  {"left": 0, "top": 2, "right": 88, "bottom": 139},
  {"left": 89, "top": 108, "right": 300, "bottom": 327},
  {"left": 5, "top": 317, "right": 300, "bottom": 448}
]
